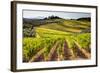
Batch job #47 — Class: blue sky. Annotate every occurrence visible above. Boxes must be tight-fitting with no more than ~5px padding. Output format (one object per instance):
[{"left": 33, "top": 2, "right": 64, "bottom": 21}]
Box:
[{"left": 23, "top": 10, "right": 91, "bottom": 19}]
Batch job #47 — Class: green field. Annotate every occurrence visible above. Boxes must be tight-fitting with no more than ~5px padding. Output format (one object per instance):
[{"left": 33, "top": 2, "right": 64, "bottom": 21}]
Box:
[{"left": 23, "top": 18, "right": 91, "bottom": 62}]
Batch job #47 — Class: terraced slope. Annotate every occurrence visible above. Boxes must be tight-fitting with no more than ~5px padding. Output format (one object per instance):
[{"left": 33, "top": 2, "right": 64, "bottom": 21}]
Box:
[{"left": 38, "top": 19, "right": 90, "bottom": 33}]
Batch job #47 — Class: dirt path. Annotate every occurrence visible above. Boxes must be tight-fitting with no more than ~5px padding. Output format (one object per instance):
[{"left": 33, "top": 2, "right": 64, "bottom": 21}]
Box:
[
  {"left": 47, "top": 41, "right": 59, "bottom": 61},
  {"left": 62, "top": 40, "right": 75, "bottom": 60},
  {"left": 29, "top": 48, "right": 45, "bottom": 62},
  {"left": 74, "top": 41, "right": 91, "bottom": 59}
]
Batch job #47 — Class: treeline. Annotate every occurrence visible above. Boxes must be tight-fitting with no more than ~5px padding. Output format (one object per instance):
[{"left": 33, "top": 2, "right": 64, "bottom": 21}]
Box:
[
  {"left": 23, "top": 16, "right": 61, "bottom": 24},
  {"left": 44, "top": 15, "right": 61, "bottom": 20},
  {"left": 23, "top": 16, "right": 62, "bottom": 27},
  {"left": 23, "top": 16, "right": 91, "bottom": 25}
]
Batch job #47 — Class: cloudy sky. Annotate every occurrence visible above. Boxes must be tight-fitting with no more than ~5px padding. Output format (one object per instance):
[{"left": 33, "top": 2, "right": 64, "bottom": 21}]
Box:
[{"left": 23, "top": 10, "right": 91, "bottom": 19}]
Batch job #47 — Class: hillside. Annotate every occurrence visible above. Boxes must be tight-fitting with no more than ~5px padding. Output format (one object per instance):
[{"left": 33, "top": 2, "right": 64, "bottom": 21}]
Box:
[
  {"left": 23, "top": 17, "right": 91, "bottom": 37},
  {"left": 37, "top": 19, "right": 90, "bottom": 33},
  {"left": 23, "top": 17, "right": 91, "bottom": 62}
]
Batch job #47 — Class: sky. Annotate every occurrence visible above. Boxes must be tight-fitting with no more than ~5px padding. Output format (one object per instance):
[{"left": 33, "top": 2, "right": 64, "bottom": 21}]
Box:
[{"left": 23, "top": 10, "right": 91, "bottom": 19}]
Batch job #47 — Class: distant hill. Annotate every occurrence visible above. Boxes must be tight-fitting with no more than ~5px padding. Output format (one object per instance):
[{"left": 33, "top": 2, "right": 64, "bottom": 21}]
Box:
[
  {"left": 23, "top": 16, "right": 91, "bottom": 34},
  {"left": 23, "top": 16, "right": 91, "bottom": 37},
  {"left": 23, "top": 18, "right": 33, "bottom": 24},
  {"left": 77, "top": 17, "right": 91, "bottom": 21},
  {"left": 23, "top": 16, "right": 62, "bottom": 26}
]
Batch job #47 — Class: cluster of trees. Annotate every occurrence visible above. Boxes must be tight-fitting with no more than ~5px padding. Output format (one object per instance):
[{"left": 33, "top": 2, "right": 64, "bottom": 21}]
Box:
[
  {"left": 23, "top": 27, "right": 36, "bottom": 37},
  {"left": 44, "top": 15, "right": 61, "bottom": 20}
]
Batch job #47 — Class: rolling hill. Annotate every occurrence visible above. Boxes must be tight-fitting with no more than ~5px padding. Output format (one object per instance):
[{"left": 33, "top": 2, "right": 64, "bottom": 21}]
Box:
[{"left": 23, "top": 17, "right": 91, "bottom": 62}]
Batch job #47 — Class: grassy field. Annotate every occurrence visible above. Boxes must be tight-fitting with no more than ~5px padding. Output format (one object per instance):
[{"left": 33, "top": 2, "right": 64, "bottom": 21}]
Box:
[{"left": 23, "top": 18, "right": 91, "bottom": 62}]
